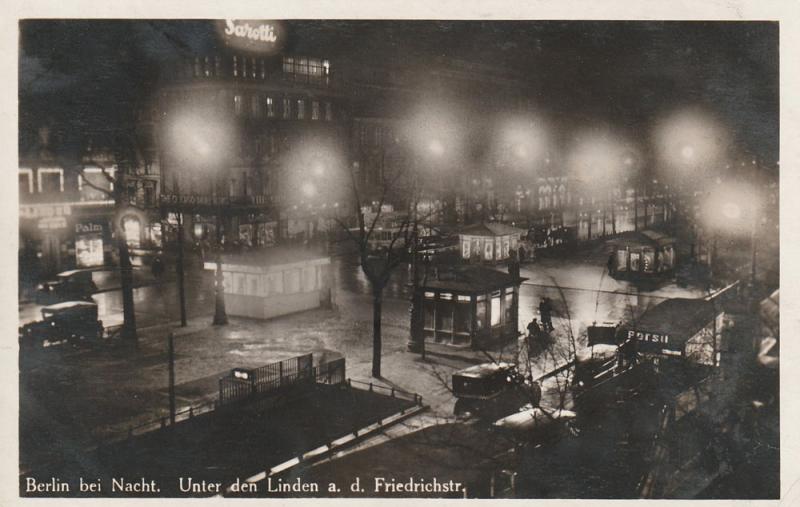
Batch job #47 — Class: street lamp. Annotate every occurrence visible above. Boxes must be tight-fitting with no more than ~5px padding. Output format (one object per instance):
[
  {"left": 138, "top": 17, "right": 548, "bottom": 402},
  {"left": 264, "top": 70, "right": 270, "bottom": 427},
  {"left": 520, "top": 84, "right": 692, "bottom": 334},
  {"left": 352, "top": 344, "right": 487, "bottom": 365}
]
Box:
[
  {"left": 165, "top": 105, "right": 235, "bottom": 327},
  {"left": 566, "top": 128, "right": 631, "bottom": 239},
  {"left": 700, "top": 180, "right": 760, "bottom": 286}
]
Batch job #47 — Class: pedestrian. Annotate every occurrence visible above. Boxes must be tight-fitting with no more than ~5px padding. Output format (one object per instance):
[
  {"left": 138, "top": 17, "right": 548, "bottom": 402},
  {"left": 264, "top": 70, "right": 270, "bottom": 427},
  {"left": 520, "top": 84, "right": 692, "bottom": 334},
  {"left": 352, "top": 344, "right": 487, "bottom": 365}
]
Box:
[
  {"left": 540, "top": 297, "right": 554, "bottom": 332},
  {"left": 151, "top": 256, "right": 164, "bottom": 279},
  {"left": 538, "top": 298, "right": 549, "bottom": 332},
  {"left": 527, "top": 318, "right": 541, "bottom": 338}
]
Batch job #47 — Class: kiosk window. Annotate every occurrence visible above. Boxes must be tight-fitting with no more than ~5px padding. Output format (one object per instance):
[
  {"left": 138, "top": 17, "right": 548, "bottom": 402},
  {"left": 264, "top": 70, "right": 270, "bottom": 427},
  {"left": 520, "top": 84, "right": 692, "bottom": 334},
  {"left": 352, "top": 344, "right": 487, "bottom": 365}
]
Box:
[{"left": 491, "top": 291, "right": 501, "bottom": 327}]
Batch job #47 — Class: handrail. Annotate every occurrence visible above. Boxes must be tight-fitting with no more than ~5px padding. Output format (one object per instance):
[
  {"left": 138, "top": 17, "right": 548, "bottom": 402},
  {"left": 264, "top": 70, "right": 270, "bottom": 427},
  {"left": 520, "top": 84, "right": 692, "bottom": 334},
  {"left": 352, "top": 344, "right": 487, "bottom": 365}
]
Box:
[{"left": 346, "top": 378, "right": 423, "bottom": 405}]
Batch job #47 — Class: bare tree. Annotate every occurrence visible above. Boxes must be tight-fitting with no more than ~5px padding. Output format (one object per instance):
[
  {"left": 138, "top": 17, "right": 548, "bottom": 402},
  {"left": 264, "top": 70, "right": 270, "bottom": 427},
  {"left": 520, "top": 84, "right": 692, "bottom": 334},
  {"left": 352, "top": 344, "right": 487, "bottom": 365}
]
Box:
[{"left": 333, "top": 161, "right": 429, "bottom": 378}]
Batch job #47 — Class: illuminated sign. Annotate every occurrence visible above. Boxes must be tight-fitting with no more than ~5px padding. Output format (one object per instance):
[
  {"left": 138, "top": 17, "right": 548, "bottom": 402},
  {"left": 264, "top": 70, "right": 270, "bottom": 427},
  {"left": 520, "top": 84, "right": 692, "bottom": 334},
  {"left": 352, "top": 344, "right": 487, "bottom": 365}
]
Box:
[
  {"left": 76, "top": 234, "right": 104, "bottom": 268},
  {"left": 37, "top": 217, "right": 67, "bottom": 230},
  {"left": 217, "top": 19, "right": 286, "bottom": 54},
  {"left": 627, "top": 329, "right": 670, "bottom": 344},
  {"left": 21, "top": 204, "right": 71, "bottom": 219},
  {"left": 76, "top": 223, "right": 103, "bottom": 234}
]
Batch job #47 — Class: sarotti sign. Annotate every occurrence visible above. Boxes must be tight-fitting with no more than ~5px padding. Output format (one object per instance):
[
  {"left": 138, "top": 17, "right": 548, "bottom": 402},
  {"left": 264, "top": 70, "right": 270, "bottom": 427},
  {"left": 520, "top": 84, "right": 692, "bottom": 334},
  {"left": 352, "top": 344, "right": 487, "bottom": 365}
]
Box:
[{"left": 217, "top": 19, "right": 286, "bottom": 54}]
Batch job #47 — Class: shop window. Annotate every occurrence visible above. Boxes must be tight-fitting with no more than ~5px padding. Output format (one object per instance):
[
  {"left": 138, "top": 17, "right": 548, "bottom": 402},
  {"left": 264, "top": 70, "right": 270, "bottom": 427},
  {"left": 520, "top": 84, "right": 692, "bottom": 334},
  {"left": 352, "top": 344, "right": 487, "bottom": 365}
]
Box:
[
  {"left": 476, "top": 295, "right": 487, "bottom": 330},
  {"left": 454, "top": 296, "right": 472, "bottom": 340},
  {"left": 311, "top": 100, "right": 320, "bottom": 120},
  {"left": 504, "top": 290, "right": 514, "bottom": 327},
  {"left": 75, "top": 233, "right": 104, "bottom": 268},
  {"left": 123, "top": 216, "right": 141, "bottom": 248},
  {"left": 435, "top": 297, "right": 453, "bottom": 341},
  {"left": 490, "top": 291, "right": 501, "bottom": 327},
  {"left": 630, "top": 252, "right": 641, "bottom": 272},
  {"left": 232, "top": 55, "right": 239, "bottom": 77},
  {"left": 616, "top": 249, "right": 629, "bottom": 271},
  {"left": 643, "top": 249, "right": 655, "bottom": 273},
  {"left": 423, "top": 299, "right": 436, "bottom": 340}
]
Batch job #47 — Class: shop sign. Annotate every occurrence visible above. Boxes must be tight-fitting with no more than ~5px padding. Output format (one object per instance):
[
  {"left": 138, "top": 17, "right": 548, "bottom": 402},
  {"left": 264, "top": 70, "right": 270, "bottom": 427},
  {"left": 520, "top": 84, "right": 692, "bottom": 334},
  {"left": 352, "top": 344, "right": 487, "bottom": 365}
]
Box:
[
  {"left": 217, "top": 19, "right": 286, "bottom": 54},
  {"left": 627, "top": 329, "right": 670, "bottom": 345},
  {"left": 75, "top": 222, "right": 103, "bottom": 234},
  {"left": 21, "top": 204, "right": 71, "bottom": 219},
  {"left": 37, "top": 216, "right": 67, "bottom": 230}
]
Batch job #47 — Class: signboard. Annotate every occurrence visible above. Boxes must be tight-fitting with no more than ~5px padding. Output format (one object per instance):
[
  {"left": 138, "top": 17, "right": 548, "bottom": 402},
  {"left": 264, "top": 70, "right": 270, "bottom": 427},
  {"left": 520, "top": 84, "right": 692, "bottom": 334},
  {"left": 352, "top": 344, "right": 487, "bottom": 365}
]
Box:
[
  {"left": 626, "top": 329, "right": 678, "bottom": 355},
  {"left": 216, "top": 19, "right": 286, "bottom": 54},
  {"left": 21, "top": 204, "right": 71, "bottom": 219},
  {"left": 76, "top": 233, "right": 104, "bottom": 268},
  {"left": 37, "top": 216, "right": 67, "bottom": 230}
]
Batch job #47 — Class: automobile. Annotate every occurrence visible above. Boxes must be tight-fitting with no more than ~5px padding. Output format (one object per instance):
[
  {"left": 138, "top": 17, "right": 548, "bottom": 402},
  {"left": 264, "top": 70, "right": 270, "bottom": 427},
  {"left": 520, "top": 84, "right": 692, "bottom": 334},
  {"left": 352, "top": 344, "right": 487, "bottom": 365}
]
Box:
[
  {"left": 452, "top": 362, "right": 541, "bottom": 420},
  {"left": 19, "top": 301, "right": 104, "bottom": 349},
  {"left": 492, "top": 405, "right": 578, "bottom": 444},
  {"left": 35, "top": 269, "right": 97, "bottom": 304}
]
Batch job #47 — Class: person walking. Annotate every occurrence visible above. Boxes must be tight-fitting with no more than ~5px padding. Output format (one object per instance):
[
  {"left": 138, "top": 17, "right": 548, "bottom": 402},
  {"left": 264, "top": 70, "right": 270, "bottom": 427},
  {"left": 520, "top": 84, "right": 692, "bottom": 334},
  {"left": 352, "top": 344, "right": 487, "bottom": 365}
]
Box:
[
  {"left": 527, "top": 318, "right": 541, "bottom": 338},
  {"left": 539, "top": 297, "right": 554, "bottom": 332}
]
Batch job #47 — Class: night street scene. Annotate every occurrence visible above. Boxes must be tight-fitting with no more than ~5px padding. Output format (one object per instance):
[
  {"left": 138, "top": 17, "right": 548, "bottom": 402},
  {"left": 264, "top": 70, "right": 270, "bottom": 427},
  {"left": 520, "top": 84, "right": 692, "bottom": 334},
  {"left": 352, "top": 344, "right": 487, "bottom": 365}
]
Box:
[{"left": 17, "top": 18, "right": 780, "bottom": 499}]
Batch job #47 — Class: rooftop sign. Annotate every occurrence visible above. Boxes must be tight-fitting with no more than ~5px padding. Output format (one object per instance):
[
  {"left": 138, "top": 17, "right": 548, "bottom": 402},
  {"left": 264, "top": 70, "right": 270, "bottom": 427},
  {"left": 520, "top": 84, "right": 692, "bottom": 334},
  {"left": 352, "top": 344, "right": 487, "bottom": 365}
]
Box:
[{"left": 217, "top": 19, "right": 286, "bottom": 54}]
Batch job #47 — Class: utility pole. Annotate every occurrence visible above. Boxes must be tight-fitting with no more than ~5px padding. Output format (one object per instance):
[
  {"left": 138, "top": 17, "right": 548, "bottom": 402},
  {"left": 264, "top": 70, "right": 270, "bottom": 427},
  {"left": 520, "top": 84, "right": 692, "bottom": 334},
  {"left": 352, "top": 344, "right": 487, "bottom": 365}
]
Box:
[
  {"left": 168, "top": 332, "right": 176, "bottom": 425},
  {"left": 176, "top": 210, "right": 188, "bottom": 327},
  {"left": 213, "top": 213, "right": 228, "bottom": 326}
]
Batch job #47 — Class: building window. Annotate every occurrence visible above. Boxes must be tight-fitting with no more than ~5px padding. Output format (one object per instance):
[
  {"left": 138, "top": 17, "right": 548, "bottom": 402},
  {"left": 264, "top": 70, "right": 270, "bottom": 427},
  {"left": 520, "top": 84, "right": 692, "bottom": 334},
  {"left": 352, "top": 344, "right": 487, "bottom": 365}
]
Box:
[
  {"left": 259, "top": 59, "right": 266, "bottom": 79},
  {"left": 19, "top": 169, "right": 33, "bottom": 195},
  {"left": 282, "top": 56, "right": 294, "bottom": 74},
  {"left": 234, "top": 95, "right": 243, "bottom": 116},
  {"left": 325, "top": 102, "right": 333, "bottom": 121},
  {"left": 203, "top": 56, "right": 211, "bottom": 77},
  {"left": 250, "top": 57, "right": 257, "bottom": 78},
  {"left": 283, "top": 97, "right": 292, "bottom": 119},
  {"left": 251, "top": 95, "right": 261, "bottom": 117},
  {"left": 193, "top": 57, "right": 201, "bottom": 77},
  {"left": 232, "top": 55, "right": 239, "bottom": 77},
  {"left": 242, "top": 57, "right": 248, "bottom": 78},
  {"left": 490, "top": 291, "right": 502, "bottom": 327},
  {"left": 38, "top": 168, "right": 64, "bottom": 193},
  {"left": 78, "top": 167, "right": 115, "bottom": 201},
  {"left": 266, "top": 96, "right": 274, "bottom": 117},
  {"left": 297, "top": 99, "right": 305, "bottom": 120},
  {"left": 214, "top": 56, "right": 221, "bottom": 76},
  {"left": 311, "top": 100, "right": 320, "bottom": 120}
]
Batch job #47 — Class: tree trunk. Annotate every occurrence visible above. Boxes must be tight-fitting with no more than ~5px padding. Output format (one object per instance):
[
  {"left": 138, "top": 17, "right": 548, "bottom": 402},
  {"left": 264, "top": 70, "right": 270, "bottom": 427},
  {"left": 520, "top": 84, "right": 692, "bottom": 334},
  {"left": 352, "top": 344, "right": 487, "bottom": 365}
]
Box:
[
  {"left": 372, "top": 286, "right": 384, "bottom": 378},
  {"left": 118, "top": 237, "right": 137, "bottom": 341}
]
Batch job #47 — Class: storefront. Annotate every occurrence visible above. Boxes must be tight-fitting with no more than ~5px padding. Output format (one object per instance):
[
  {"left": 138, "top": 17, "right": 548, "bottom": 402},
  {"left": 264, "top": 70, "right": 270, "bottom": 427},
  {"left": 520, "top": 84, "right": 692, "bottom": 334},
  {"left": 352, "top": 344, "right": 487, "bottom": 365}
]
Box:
[
  {"left": 409, "top": 266, "right": 525, "bottom": 349},
  {"left": 204, "top": 246, "right": 332, "bottom": 320},
  {"left": 19, "top": 203, "right": 114, "bottom": 276},
  {"left": 459, "top": 222, "right": 525, "bottom": 263},
  {"left": 608, "top": 230, "right": 676, "bottom": 279},
  {"left": 620, "top": 297, "right": 724, "bottom": 367}
]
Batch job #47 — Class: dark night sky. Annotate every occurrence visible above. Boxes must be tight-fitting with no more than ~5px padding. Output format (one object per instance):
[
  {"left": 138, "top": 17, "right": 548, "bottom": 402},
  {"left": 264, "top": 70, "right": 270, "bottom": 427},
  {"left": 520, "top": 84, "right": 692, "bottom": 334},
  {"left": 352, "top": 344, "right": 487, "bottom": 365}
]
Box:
[{"left": 18, "top": 19, "right": 778, "bottom": 163}]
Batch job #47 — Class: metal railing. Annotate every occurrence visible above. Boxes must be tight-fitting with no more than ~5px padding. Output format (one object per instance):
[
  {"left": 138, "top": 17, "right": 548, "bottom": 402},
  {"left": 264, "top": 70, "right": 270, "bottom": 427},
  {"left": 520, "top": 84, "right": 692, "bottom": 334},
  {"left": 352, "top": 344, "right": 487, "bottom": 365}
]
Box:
[{"left": 346, "top": 378, "right": 423, "bottom": 405}]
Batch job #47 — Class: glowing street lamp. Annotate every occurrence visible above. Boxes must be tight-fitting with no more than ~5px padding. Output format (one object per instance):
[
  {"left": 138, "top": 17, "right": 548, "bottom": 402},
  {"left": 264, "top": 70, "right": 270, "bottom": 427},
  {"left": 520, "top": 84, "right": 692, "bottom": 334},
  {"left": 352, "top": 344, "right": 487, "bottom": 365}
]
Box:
[{"left": 165, "top": 105, "right": 237, "bottom": 326}]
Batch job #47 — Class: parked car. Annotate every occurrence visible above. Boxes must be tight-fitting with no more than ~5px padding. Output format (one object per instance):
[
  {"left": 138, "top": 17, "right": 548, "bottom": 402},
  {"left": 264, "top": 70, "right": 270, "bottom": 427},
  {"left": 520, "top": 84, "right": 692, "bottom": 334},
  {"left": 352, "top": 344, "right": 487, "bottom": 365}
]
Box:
[
  {"left": 19, "top": 301, "right": 104, "bottom": 349},
  {"left": 452, "top": 362, "right": 541, "bottom": 420},
  {"left": 35, "top": 269, "right": 97, "bottom": 304}
]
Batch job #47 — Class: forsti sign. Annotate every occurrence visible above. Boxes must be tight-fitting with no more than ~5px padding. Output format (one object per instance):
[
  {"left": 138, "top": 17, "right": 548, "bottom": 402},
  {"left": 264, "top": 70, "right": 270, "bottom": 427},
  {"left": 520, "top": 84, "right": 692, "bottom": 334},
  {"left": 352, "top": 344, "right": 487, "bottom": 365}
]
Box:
[{"left": 218, "top": 19, "right": 285, "bottom": 54}]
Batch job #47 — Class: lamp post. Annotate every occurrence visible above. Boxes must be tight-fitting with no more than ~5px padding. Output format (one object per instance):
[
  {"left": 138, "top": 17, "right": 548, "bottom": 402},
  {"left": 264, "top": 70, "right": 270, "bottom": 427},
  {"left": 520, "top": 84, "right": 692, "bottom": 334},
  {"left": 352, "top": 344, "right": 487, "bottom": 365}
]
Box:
[{"left": 166, "top": 105, "right": 235, "bottom": 328}]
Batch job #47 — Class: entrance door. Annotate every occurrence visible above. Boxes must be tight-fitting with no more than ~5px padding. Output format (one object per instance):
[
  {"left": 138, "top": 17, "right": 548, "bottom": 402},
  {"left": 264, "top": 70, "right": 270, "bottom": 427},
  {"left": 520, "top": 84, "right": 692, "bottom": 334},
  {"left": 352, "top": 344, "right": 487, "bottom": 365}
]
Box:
[{"left": 41, "top": 234, "right": 61, "bottom": 275}]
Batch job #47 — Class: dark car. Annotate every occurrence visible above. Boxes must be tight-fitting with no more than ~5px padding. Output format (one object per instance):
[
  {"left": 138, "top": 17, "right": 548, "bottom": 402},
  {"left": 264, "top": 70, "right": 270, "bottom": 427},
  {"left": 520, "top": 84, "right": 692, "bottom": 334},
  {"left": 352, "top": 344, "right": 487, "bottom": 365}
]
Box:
[
  {"left": 35, "top": 269, "right": 98, "bottom": 304},
  {"left": 452, "top": 362, "right": 541, "bottom": 420},
  {"left": 19, "top": 301, "right": 104, "bottom": 349}
]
